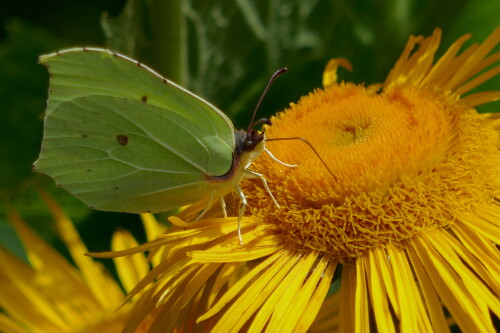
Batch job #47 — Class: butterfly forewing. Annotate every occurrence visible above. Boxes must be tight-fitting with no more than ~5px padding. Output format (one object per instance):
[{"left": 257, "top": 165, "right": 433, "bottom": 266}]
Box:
[{"left": 35, "top": 48, "right": 235, "bottom": 213}]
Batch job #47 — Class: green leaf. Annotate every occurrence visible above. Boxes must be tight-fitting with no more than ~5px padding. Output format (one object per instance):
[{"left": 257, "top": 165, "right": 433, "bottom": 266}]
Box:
[
  {"left": 100, "top": 0, "right": 499, "bottom": 127},
  {"left": 101, "top": 0, "right": 186, "bottom": 84},
  {"left": 0, "top": 19, "right": 61, "bottom": 191},
  {"left": 100, "top": 0, "right": 151, "bottom": 59},
  {"left": 0, "top": 217, "right": 28, "bottom": 262}
]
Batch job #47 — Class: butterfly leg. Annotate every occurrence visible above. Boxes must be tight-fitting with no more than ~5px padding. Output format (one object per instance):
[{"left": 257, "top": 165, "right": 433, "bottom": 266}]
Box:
[
  {"left": 234, "top": 185, "right": 247, "bottom": 245},
  {"left": 264, "top": 148, "right": 297, "bottom": 168},
  {"left": 195, "top": 190, "right": 215, "bottom": 221},
  {"left": 242, "top": 169, "right": 280, "bottom": 208},
  {"left": 219, "top": 192, "right": 228, "bottom": 218}
]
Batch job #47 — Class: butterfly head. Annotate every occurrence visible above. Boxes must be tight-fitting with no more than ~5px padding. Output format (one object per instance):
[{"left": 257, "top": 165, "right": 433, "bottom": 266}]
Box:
[{"left": 235, "top": 129, "right": 265, "bottom": 156}]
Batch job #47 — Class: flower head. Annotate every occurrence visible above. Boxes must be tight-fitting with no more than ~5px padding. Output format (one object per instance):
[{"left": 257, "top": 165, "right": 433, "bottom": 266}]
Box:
[
  {"left": 249, "top": 29, "right": 499, "bottom": 262},
  {"left": 98, "top": 28, "right": 500, "bottom": 332}
]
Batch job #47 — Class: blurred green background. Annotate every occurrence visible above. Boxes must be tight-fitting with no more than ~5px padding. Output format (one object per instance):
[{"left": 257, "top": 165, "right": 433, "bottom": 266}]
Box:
[{"left": 0, "top": 0, "right": 498, "bottom": 262}]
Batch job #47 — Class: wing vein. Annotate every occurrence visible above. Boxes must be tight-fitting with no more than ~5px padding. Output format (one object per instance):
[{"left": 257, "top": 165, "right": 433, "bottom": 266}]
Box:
[
  {"left": 74, "top": 180, "right": 203, "bottom": 197},
  {"left": 41, "top": 144, "right": 199, "bottom": 174},
  {"left": 103, "top": 100, "right": 211, "bottom": 173}
]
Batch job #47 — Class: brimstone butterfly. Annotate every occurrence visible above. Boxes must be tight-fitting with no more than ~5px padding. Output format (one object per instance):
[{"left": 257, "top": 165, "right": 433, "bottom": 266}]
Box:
[{"left": 34, "top": 48, "right": 291, "bottom": 242}]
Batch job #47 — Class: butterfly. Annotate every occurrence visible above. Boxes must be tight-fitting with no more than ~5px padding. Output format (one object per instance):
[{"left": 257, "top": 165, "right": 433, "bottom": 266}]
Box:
[{"left": 34, "top": 47, "right": 292, "bottom": 243}]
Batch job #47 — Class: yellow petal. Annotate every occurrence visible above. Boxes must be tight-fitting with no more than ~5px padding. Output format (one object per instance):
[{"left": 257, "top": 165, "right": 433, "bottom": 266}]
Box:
[
  {"left": 427, "top": 230, "right": 500, "bottom": 318},
  {"left": 198, "top": 251, "right": 285, "bottom": 322},
  {"left": 406, "top": 243, "right": 450, "bottom": 332},
  {"left": 308, "top": 291, "right": 340, "bottom": 332},
  {"left": 111, "top": 229, "right": 150, "bottom": 294},
  {"left": 290, "top": 257, "right": 336, "bottom": 332},
  {"left": 444, "top": 26, "right": 500, "bottom": 90},
  {"left": 365, "top": 249, "right": 395, "bottom": 333},
  {"left": 189, "top": 234, "right": 283, "bottom": 262},
  {"left": 353, "top": 256, "right": 370, "bottom": 333},
  {"left": 0, "top": 313, "right": 28, "bottom": 333},
  {"left": 452, "top": 222, "right": 500, "bottom": 292},
  {"left": 140, "top": 213, "right": 166, "bottom": 242},
  {"left": 6, "top": 211, "right": 100, "bottom": 326},
  {"left": 122, "top": 257, "right": 190, "bottom": 305},
  {"left": 0, "top": 251, "right": 71, "bottom": 332},
  {"left": 387, "top": 243, "right": 432, "bottom": 332},
  {"left": 39, "top": 190, "right": 124, "bottom": 307},
  {"left": 373, "top": 246, "right": 400, "bottom": 317},
  {"left": 178, "top": 263, "right": 221, "bottom": 308},
  {"left": 206, "top": 263, "right": 239, "bottom": 307},
  {"left": 461, "top": 91, "right": 500, "bottom": 107},
  {"left": 88, "top": 237, "right": 172, "bottom": 258},
  {"left": 323, "top": 58, "right": 353, "bottom": 88},
  {"left": 458, "top": 209, "right": 500, "bottom": 245},
  {"left": 338, "top": 265, "right": 356, "bottom": 333},
  {"left": 422, "top": 33, "right": 472, "bottom": 85},
  {"left": 140, "top": 213, "right": 167, "bottom": 267},
  {"left": 211, "top": 253, "right": 300, "bottom": 332},
  {"left": 258, "top": 252, "right": 319, "bottom": 332},
  {"left": 413, "top": 236, "right": 496, "bottom": 332},
  {"left": 455, "top": 65, "right": 500, "bottom": 95},
  {"left": 440, "top": 223, "right": 500, "bottom": 295}
]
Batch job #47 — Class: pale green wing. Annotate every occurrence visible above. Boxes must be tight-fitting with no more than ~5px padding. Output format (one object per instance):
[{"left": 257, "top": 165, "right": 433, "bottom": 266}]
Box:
[
  {"left": 39, "top": 47, "right": 234, "bottom": 175},
  {"left": 34, "top": 48, "right": 235, "bottom": 213}
]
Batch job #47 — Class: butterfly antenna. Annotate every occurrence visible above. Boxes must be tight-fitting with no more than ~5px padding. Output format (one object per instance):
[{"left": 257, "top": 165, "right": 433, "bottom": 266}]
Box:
[
  {"left": 267, "top": 137, "right": 338, "bottom": 182},
  {"left": 247, "top": 68, "right": 287, "bottom": 133},
  {"left": 251, "top": 118, "right": 273, "bottom": 128}
]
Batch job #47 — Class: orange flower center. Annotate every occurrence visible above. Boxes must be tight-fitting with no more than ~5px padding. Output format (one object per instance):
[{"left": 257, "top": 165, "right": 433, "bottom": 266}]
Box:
[{"left": 244, "top": 83, "right": 498, "bottom": 260}]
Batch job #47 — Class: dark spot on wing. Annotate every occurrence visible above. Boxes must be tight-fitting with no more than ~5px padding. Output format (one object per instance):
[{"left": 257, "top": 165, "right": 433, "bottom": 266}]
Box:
[
  {"left": 137, "top": 62, "right": 142, "bottom": 67},
  {"left": 87, "top": 169, "right": 92, "bottom": 172},
  {"left": 163, "top": 79, "right": 167, "bottom": 84},
  {"left": 82, "top": 134, "right": 88, "bottom": 138},
  {"left": 141, "top": 95, "right": 148, "bottom": 102},
  {"left": 83, "top": 47, "right": 89, "bottom": 52},
  {"left": 115, "top": 186, "right": 120, "bottom": 189},
  {"left": 116, "top": 134, "right": 129, "bottom": 146}
]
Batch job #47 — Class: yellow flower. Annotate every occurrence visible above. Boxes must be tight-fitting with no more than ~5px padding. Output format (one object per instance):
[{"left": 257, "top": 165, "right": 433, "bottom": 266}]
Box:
[
  {"left": 96, "top": 28, "right": 500, "bottom": 332},
  {"left": 0, "top": 191, "right": 161, "bottom": 333}
]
